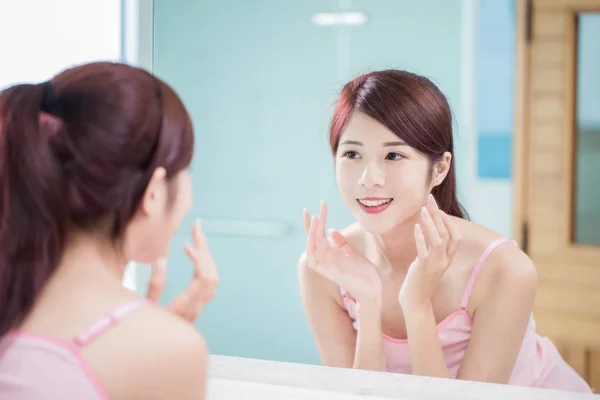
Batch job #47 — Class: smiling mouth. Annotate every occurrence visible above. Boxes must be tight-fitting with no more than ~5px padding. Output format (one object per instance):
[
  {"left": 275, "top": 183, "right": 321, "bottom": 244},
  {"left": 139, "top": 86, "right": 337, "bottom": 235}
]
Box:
[{"left": 357, "top": 198, "right": 393, "bottom": 207}]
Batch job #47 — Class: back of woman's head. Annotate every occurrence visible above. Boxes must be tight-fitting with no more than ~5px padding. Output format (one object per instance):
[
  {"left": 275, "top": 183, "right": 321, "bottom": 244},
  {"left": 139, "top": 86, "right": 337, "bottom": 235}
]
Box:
[
  {"left": 329, "top": 69, "right": 467, "bottom": 219},
  {"left": 0, "top": 62, "right": 194, "bottom": 336}
]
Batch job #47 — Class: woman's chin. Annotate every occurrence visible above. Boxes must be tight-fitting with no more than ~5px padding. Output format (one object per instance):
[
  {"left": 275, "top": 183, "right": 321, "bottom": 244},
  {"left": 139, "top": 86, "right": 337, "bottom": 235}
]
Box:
[{"left": 354, "top": 210, "right": 418, "bottom": 236}]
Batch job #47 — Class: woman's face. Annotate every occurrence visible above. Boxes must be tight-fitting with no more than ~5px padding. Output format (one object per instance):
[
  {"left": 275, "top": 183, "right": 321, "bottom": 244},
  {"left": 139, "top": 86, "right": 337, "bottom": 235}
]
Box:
[
  {"left": 126, "top": 168, "right": 193, "bottom": 264},
  {"left": 335, "top": 112, "right": 434, "bottom": 234}
]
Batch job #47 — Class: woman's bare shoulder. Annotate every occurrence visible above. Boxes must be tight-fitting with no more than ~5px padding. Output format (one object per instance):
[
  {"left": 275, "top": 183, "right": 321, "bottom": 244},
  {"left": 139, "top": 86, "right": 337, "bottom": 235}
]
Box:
[
  {"left": 452, "top": 217, "right": 537, "bottom": 309},
  {"left": 88, "top": 302, "right": 208, "bottom": 399},
  {"left": 451, "top": 216, "right": 511, "bottom": 259}
]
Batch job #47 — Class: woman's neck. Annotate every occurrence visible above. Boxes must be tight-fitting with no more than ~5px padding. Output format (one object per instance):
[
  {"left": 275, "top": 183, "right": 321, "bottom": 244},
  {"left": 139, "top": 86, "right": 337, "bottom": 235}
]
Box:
[
  {"left": 56, "top": 233, "right": 129, "bottom": 284},
  {"left": 21, "top": 234, "right": 134, "bottom": 333},
  {"left": 369, "top": 211, "right": 421, "bottom": 275}
]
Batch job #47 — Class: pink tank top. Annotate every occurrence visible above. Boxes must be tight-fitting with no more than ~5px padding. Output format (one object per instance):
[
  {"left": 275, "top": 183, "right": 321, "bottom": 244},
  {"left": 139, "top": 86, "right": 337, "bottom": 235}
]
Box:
[
  {"left": 0, "top": 298, "right": 149, "bottom": 399},
  {"left": 341, "top": 238, "right": 594, "bottom": 393}
]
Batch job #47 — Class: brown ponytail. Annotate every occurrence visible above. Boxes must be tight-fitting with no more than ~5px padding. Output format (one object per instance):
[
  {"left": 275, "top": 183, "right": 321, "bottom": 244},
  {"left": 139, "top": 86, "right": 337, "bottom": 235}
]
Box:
[{"left": 0, "top": 62, "right": 195, "bottom": 337}]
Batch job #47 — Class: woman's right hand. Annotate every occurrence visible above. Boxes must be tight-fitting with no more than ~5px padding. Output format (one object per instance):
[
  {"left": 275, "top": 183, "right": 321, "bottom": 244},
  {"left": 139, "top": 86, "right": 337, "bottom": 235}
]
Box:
[{"left": 303, "top": 202, "right": 382, "bottom": 308}]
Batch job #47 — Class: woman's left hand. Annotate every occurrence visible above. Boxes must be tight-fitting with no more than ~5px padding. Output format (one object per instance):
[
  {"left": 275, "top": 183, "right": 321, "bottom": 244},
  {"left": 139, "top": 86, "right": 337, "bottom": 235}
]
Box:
[
  {"left": 399, "top": 194, "right": 461, "bottom": 312},
  {"left": 146, "top": 220, "right": 220, "bottom": 322}
]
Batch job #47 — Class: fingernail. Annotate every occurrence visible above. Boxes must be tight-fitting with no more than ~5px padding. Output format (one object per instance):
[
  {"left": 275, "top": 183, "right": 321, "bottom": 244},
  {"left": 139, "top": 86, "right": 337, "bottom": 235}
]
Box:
[{"left": 421, "top": 207, "right": 428, "bottom": 218}]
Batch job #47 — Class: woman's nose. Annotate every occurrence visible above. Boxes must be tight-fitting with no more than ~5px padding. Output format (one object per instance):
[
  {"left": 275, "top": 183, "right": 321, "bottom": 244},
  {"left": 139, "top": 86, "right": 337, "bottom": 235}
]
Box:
[{"left": 358, "top": 162, "right": 385, "bottom": 188}]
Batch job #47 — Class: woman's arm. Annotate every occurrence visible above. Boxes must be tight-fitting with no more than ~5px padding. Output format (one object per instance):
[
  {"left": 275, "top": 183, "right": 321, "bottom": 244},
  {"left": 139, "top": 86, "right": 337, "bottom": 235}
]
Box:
[
  {"left": 456, "top": 246, "right": 538, "bottom": 383},
  {"left": 403, "top": 246, "right": 537, "bottom": 381},
  {"left": 404, "top": 305, "right": 451, "bottom": 378},
  {"left": 399, "top": 201, "right": 459, "bottom": 378},
  {"left": 353, "top": 299, "right": 387, "bottom": 371},
  {"left": 298, "top": 252, "right": 386, "bottom": 371}
]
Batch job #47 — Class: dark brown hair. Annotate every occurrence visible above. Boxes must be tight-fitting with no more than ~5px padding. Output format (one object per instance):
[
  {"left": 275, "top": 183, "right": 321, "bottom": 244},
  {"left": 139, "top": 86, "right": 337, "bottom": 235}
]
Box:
[
  {"left": 0, "top": 62, "right": 194, "bottom": 336},
  {"left": 329, "top": 69, "right": 468, "bottom": 219}
]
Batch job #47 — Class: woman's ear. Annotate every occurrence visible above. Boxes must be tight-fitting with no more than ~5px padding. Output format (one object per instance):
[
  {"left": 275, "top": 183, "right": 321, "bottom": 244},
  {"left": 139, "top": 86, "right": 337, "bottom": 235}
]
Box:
[
  {"left": 139, "top": 166, "right": 168, "bottom": 217},
  {"left": 431, "top": 152, "right": 452, "bottom": 187}
]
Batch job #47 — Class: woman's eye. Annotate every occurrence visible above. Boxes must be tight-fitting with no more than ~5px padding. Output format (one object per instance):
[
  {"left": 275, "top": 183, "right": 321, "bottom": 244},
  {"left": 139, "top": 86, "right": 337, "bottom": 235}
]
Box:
[
  {"left": 386, "top": 152, "right": 404, "bottom": 161},
  {"left": 343, "top": 151, "right": 361, "bottom": 159}
]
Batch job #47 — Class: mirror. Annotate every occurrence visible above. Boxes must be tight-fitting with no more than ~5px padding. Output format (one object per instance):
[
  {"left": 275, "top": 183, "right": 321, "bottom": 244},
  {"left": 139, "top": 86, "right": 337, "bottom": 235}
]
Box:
[
  {"left": 148, "top": 0, "right": 598, "bottom": 394},
  {"left": 152, "top": 0, "right": 350, "bottom": 364},
  {"left": 151, "top": 0, "right": 471, "bottom": 366}
]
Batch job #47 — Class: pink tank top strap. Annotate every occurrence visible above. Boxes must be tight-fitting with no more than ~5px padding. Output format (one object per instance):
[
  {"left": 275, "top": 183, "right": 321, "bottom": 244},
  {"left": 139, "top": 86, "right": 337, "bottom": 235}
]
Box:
[
  {"left": 340, "top": 287, "right": 349, "bottom": 298},
  {"left": 73, "top": 298, "right": 149, "bottom": 347},
  {"left": 340, "top": 287, "right": 355, "bottom": 310},
  {"left": 459, "top": 237, "right": 518, "bottom": 310}
]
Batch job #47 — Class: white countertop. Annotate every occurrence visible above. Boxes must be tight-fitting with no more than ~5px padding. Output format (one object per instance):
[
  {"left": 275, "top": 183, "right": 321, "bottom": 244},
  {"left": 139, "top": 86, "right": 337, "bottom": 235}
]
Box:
[{"left": 207, "top": 355, "right": 598, "bottom": 399}]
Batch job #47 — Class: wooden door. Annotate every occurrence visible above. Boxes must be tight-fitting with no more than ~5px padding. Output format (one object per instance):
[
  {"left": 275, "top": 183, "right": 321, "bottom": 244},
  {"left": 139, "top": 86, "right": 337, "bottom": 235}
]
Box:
[{"left": 514, "top": 0, "right": 600, "bottom": 389}]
